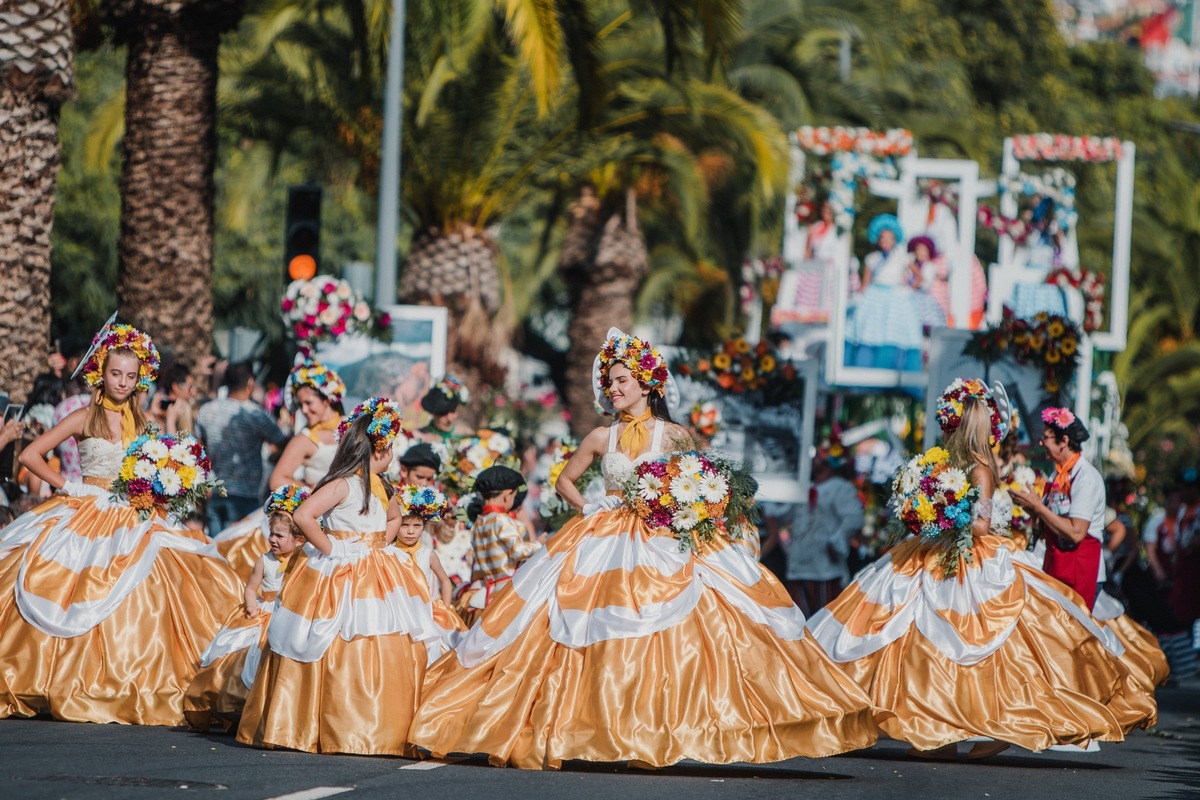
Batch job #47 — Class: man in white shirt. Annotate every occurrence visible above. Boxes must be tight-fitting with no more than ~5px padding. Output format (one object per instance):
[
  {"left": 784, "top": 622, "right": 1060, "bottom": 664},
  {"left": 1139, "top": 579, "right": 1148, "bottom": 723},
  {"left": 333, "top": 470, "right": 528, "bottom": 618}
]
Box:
[{"left": 785, "top": 449, "right": 863, "bottom": 616}]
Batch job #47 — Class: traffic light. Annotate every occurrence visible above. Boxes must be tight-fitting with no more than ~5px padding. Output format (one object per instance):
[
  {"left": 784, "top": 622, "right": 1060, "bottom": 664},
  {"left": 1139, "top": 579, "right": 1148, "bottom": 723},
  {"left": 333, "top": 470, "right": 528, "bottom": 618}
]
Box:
[{"left": 284, "top": 185, "right": 322, "bottom": 282}]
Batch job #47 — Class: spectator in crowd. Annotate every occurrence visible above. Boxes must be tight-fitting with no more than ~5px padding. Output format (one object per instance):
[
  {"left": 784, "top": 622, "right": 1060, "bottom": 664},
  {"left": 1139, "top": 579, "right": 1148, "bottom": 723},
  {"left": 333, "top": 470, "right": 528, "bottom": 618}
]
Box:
[
  {"left": 786, "top": 446, "right": 864, "bottom": 616},
  {"left": 195, "top": 362, "right": 288, "bottom": 535},
  {"left": 149, "top": 362, "right": 198, "bottom": 434}
]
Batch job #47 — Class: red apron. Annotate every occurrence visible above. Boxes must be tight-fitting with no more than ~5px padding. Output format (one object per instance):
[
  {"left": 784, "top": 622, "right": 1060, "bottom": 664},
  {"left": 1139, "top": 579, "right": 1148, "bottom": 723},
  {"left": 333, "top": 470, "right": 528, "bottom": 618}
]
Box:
[{"left": 1040, "top": 475, "right": 1101, "bottom": 610}]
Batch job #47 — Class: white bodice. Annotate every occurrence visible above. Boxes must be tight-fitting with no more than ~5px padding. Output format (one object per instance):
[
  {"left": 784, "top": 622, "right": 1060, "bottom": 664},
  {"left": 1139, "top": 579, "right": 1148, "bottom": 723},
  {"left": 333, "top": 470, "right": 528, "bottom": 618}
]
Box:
[
  {"left": 321, "top": 476, "right": 388, "bottom": 533},
  {"left": 601, "top": 420, "right": 666, "bottom": 491},
  {"left": 260, "top": 552, "right": 287, "bottom": 593},
  {"left": 78, "top": 438, "right": 126, "bottom": 479},
  {"left": 975, "top": 491, "right": 1014, "bottom": 533},
  {"left": 296, "top": 441, "right": 337, "bottom": 487}
]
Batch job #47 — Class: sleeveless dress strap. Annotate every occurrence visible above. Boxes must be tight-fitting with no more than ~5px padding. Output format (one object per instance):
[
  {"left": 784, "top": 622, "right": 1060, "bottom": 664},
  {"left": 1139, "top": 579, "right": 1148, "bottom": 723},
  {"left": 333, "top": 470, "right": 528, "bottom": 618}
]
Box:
[
  {"left": 650, "top": 419, "right": 665, "bottom": 454},
  {"left": 607, "top": 423, "right": 619, "bottom": 453}
]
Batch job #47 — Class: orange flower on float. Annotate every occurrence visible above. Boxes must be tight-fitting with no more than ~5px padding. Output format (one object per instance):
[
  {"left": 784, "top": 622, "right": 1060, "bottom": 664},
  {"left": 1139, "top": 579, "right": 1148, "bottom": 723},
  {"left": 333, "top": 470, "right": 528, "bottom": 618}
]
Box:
[
  {"left": 718, "top": 373, "right": 735, "bottom": 389},
  {"left": 697, "top": 359, "right": 711, "bottom": 373},
  {"left": 755, "top": 341, "right": 769, "bottom": 357},
  {"left": 734, "top": 338, "right": 751, "bottom": 354}
]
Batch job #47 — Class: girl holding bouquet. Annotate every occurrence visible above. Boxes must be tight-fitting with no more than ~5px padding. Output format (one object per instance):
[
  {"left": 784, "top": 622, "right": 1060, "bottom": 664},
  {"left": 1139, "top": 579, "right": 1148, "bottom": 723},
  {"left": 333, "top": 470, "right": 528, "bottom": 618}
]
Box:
[
  {"left": 808, "top": 379, "right": 1157, "bottom": 760},
  {"left": 212, "top": 361, "right": 346, "bottom": 580},
  {"left": 184, "top": 484, "right": 310, "bottom": 730},
  {"left": 409, "top": 328, "right": 877, "bottom": 770},
  {"left": 0, "top": 324, "right": 242, "bottom": 725},
  {"left": 237, "top": 398, "right": 441, "bottom": 756}
]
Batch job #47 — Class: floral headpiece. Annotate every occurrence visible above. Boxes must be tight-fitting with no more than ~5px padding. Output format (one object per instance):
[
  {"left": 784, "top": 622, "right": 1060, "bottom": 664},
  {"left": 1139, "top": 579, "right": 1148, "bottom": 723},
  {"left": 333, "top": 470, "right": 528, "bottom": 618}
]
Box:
[
  {"left": 264, "top": 483, "right": 311, "bottom": 516},
  {"left": 433, "top": 375, "right": 469, "bottom": 405},
  {"left": 395, "top": 484, "right": 451, "bottom": 521},
  {"left": 1041, "top": 407, "right": 1076, "bottom": 430},
  {"left": 82, "top": 324, "right": 160, "bottom": 394},
  {"left": 285, "top": 361, "right": 346, "bottom": 411},
  {"left": 936, "top": 378, "right": 1002, "bottom": 446},
  {"left": 598, "top": 331, "right": 669, "bottom": 396},
  {"left": 338, "top": 397, "right": 404, "bottom": 451}
]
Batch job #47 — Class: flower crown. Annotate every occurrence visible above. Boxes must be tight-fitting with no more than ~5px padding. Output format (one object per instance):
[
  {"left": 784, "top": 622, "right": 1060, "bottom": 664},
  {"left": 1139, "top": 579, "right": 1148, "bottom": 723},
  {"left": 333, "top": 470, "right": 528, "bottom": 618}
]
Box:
[
  {"left": 264, "top": 483, "right": 311, "bottom": 516},
  {"left": 285, "top": 361, "right": 346, "bottom": 411},
  {"left": 1041, "top": 406, "right": 1076, "bottom": 430},
  {"left": 433, "top": 375, "right": 469, "bottom": 405},
  {"left": 338, "top": 397, "right": 404, "bottom": 451},
  {"left": 598, "top": 333, "right": 669, "bottom": 395},
  {"left": 396, "top": 484, "right": 451, "bottom": 521},
  {"left": 936, "top": 378, "right": 1002, "bottom": 446},
  {"left": 82, "top": 324, "right": 160, "bottom": 394}
]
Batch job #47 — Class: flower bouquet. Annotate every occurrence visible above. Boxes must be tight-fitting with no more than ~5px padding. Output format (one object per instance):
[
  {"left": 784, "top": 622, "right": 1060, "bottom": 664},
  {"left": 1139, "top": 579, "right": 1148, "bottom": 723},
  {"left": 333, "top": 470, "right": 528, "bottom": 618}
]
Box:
[
  {"left": 111, "top": 432, "right": 223, "bottom": 521},
  {"left": 690, "top": 401, "right": 723, "bottom": 439},
  {"left": 622, "top": 450, "right": 758, "bottom": 551},
  {"left": 281, "top": 274, "right": 391, "bottom": 351},
  {"left": 440, "top": 429, "right": 518, "bottom": 502},
  {"left": 963, "top": 309, "right": 1081, "bottom": 397},
  {"left": 998, "top": 464, "right": 1045, "bottom": 542},
  {"left": 891, "top": 446, "right": 979, "bottom": 575},
  {"left": 677, "top": 338, "right": 801, "bottom": 405}
]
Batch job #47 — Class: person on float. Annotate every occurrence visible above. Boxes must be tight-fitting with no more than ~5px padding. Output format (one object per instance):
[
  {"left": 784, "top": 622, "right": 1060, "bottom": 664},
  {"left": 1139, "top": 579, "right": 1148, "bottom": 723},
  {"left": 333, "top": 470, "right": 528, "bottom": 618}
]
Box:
[
  {"left": 907, "top": 235, "right": 948, "bottom": 330},
  {"left": 417, "top": 376, "right": 472, "bottom": 455},
  {"left": 1012, "top": 407, "right": 1107, "bottom": 610},
  {"left": 185, "top": 485, "right": 309, "bottom": 730},
  {"left": 390, "top": 484, "right": 467, "bottom": 663},
  {"left": 409, "top": 328, "right": 877, "bottom": 770},
  {"left": 211, "top": 361, "right": 346, "bottom": 580},
  {"left": 237, "top": 398, "right": 440, "bottom": 756},
  {"left": 844, "top": 214, "right": 925, "bottom": 372},
  {"left": 0, "top": 324, "right": 243, "bottom": 725},
  {"left": 809, "top": 379, "right": 1156, "bottom": 761}
]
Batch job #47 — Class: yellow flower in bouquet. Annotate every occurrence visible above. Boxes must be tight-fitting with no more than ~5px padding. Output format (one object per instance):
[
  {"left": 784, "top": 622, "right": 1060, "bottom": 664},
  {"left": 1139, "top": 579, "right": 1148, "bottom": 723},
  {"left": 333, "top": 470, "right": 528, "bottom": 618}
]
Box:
[
  {"left": 734, "top": 338, "right": 751, "bottom": 354},
  {"left": 919, "top": 446, "right": 949, "bottom": 467},
  {"left": 915, "top": 495, "right": 937, "bottom": 523},
  {"left": 759, "top": 355, "right": 776, "bottom": 373},
  {"left": 1048, "top": 320, "right": 1065, "bottom": 338},
  {"left": 1061, "top": 338, "right": 1077, "bottom": 356}
]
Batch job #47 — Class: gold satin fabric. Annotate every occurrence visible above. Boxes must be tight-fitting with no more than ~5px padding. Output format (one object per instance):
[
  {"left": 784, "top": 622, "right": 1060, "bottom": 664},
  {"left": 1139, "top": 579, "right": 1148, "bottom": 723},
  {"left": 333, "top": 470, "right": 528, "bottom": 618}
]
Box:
[
  {"left": 216, "top": 527, "right": 269, "bottom": 582},
  {"left": 410, "top": 511, "right": 879, "bottom": 769},
  {"left": 617, "top": 409, "right": 652, "bottom": 458},
  {"left": 1104, "top": 613, "right": 1170, "bottom": 693},
  {"left": 0, "top": 496, "right": 243, "bottom": 725},
  {"left": 183, "top": 595, "right": 277, "bottom": 730},
  {"left": 818, "top": 533, "right": 1157, "bottom": 751}
]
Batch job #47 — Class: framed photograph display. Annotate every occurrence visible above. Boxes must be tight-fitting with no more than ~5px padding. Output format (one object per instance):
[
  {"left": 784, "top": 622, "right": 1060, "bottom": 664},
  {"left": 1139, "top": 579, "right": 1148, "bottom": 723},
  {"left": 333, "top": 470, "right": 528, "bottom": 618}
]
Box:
[{"left": 315, "top": 305, "right": 449, "bottom": 420}]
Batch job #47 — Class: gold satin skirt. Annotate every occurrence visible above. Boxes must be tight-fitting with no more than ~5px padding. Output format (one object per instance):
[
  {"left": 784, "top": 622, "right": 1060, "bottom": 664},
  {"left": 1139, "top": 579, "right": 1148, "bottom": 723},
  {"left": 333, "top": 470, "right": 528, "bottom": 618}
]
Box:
[
  {"left": 0, "top": 493, "right": 243, "bottom": 726},
  {"left": 1104, "top": 613, "right": 1170, "bottom": 692},
  {"left": 410, "top": 508, "right": 879, "bottom": 770},
  {"left": 808, "top": 534, "right": 1158, "bottom": 751},
  {"left": 213, "top": 512, "right": 268, "bottom": 582},
  {"left": 184, "top": 597, "right": 275, "bottom": 731},
  {"left": 236, "top": 532, "right": 436, "bottom": 755}
]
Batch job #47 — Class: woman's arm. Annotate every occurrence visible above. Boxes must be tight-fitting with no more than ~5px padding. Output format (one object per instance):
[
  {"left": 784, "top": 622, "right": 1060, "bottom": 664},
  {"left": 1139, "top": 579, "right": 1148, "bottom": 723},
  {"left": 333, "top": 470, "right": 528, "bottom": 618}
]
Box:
[
  {"left": 268, "top": 435, "right": 318, "bottom": 490},
  {"left": 430, "top": 551, "right": 453, "bottom": 606},
  {"left": 292, "top": 479, "right": 348, "bottom": 556},
  {"left": 1105, "top": 517, "right": 1127, "bottom": 554},
  {"left": 244, "top": 556, "right": 266, "bottom": 618},
  {"left": 554, "top": 427, "right": 608, "bottom": 512},
  {"left": 17, "top": 409, "right": 86, "bottom": 491},
  {"left": 1011, "top": 488, "right": 1090, "bottom": 544},
  {"left": 971, "top": 465, "right": 996, "bottom": 538}
]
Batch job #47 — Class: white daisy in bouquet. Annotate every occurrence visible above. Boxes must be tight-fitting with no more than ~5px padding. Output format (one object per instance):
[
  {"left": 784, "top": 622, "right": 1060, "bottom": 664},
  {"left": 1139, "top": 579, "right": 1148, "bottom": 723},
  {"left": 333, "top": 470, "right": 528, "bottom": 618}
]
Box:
[
  {"left": 622, "top": 450, "right": 758, "bottom": 551},
  {"left": 112, "top": 432, "right": 224, "bottom": 521}
]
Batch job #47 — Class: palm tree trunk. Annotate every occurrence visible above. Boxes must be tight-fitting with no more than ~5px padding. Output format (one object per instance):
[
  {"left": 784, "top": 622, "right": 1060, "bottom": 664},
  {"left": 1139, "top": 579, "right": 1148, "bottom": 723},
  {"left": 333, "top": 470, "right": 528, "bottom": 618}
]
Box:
[
  {"left": 111, "top": 2, "right": 242, "bottom": 370},
  {"left": 0, "top": 0, "right": 74, "bottom": 401},
  {"left": 560, "top": 187, "right": 648, "bottom": 437}
]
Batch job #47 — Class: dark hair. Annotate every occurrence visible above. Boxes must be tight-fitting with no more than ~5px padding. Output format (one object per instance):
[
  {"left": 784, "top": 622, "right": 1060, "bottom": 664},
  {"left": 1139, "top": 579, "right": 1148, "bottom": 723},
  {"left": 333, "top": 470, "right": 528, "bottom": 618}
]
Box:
[
  {"left": 294, "top": 382, "right": 345, "bottom": 415},
  {"left": 29, "top": 372, "right": 66, "bottom": 407},
  {"left": 163, "top": 362, "right": 191, "bottom": 394},
  {"left": 267, "top": 510, "right": 305, "bottom": 542},
  {"left": 314, "top": 413, "right": 376, "bottom": 514},
  {"left": 648, "top": 392, "right": 674, "bottom": 423},
  {"left": 223, "top": 361, "right": 254, "bottom": 391},
  {"left": 1046, "top": 418, "right": 1090, "bottom": 454}
]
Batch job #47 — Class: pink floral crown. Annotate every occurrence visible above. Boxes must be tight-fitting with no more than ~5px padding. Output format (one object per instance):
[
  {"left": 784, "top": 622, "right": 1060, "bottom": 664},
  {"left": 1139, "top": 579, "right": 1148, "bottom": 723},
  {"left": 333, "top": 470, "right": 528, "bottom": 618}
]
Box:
[
  {"left": 599, "top": 333, "right": 669, "bottom": 395},
  {"left": 936, "top": 378, "right": 1002, "bottom": 446},
  {"left": 338, "top": 397, "right": 404, "bottom": 451},
  {"left": 82, "top": 324, "right": 160, "bottom": 394},
  {"left": 1041, "top": 407, "right": 1076, "bottom": 430}
]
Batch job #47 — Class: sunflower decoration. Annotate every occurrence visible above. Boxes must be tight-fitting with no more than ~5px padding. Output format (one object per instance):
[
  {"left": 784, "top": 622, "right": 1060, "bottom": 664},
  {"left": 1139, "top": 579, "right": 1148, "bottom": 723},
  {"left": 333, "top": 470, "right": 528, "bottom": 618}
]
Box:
[
  {"left": 964, "top": 309, "right": 1081, "bottom": 398},
  {"left": 676, "top": 337, "right": 800, "bottom": 405}
]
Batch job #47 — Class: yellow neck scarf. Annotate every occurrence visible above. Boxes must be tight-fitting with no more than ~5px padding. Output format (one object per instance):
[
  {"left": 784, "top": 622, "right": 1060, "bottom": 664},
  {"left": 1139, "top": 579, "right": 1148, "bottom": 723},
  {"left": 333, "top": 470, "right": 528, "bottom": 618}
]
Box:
[
  {"left": 394, "top": 538, "right": 421, "bottom": 555},
  {"left": 618, "top": 409, "right": 653, "bottom": 459},
  {"left": 100, "top": 395, "right": 138, "bottom": 447},
  {"left": 365, "top": 472, "right": 390, "bottom": 509},
  {"left": 305, "top": 415, "right": 341, "bottom": 444}
]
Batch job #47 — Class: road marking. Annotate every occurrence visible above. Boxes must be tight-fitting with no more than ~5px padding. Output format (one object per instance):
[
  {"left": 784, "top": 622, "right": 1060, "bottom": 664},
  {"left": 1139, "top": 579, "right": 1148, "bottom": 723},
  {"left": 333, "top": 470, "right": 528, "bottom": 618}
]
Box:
[
  {"left": 263, "top": 788, "right": 354, "bottom": 800},
  {"left": 398, "top": 758, "right": 465, "bottom": 771}
]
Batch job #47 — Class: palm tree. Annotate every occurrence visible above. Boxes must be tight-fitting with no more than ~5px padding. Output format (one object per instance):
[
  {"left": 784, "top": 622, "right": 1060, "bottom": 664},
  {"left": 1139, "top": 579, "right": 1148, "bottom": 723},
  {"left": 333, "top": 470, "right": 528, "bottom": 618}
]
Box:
[
  {"left": 0, "top": 0, "right": 74, "bottom": 400},
  {"left": 102, "top": 0, "right": 245, "bottom": 370}
]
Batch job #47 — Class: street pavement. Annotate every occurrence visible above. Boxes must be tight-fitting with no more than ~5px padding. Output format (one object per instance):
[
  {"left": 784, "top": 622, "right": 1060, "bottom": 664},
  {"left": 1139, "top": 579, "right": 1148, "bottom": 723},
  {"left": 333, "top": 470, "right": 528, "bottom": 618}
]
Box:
[{"left": 1, "top": 683, "right": 1197, "bottom": 800}]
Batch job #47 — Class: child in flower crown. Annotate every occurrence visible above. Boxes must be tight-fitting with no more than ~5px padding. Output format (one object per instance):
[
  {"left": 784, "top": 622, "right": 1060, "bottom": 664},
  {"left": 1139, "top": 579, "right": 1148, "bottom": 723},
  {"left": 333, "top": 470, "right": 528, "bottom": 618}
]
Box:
[
  {"left": 0, "top": 322, "right": 242, "bottom": 726},
  {"left": 391, "top": 484, "right": 466, "bottom": 661},
  {"left": 237, "top": 397, "right": 440, "bottom": 756},
  {"left": 185, "top": 484, "right": 309, "bottom": 730}
]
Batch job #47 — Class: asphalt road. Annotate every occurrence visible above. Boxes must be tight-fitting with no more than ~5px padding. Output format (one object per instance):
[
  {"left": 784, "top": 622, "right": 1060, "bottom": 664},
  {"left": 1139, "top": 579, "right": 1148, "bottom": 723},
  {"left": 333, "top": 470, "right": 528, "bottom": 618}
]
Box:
[{"left": 2, "top": 684, "right": 1197, "bottom": 800}]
